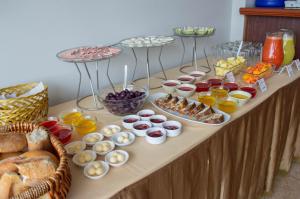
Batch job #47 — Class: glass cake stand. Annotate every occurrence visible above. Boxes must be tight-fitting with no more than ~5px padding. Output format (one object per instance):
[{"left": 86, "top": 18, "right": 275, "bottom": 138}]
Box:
[
  {"left": 174, "top": 29, "right": 215, "bottom": 74},
  {"left": 56, "top": 45, "right": 121, "bottom": 111},
  {"left": 120, "top": 36, "right": 175, "bottom": 90}
]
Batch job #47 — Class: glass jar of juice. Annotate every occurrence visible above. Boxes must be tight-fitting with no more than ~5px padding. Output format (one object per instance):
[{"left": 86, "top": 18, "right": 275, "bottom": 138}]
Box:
[
  {"left": 217, "top": 98, "right": 237, "bottom": 114},
  {"left": 75, "top": 115, "right": 97, "bottom": 136},
  {"left": 262, "top": 32, "right": 284, "bottom": 70},
  {"left": 210, "top": 86, "right": 229, "bottom": 99},
  {"left": 280, "top": 29, "right": 295, "bottom": 66},
  {"left": 198, "top": 92, "right": 216, "bottom": 106}
]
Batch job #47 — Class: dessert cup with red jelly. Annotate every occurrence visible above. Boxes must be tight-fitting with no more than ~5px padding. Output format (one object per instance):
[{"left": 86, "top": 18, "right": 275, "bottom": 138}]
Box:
[
  {"left": 195, "top": 81, "right": 210, "bottom": 92},
  {"left": 162, "top": 120, "right": 182, "bottom": 137},
  {"left": 177, "top": 75, "right": 195, "bottom": 84},
  {"left": 132, "top": 121, "right": 152, "bottom": 136},
  {"left": 40, "top": 120, "right": 58, "bottom": 129},
  {"left": 137, "top": 109, "right": 155, "bottom": 121},
  {"left": 50, "top": 125, "right": 72, "bottom": 144},
  {"left": 122, "top": 115, "right": 141, "bottom": 129},
  {"left": 149, "top": 115, "right": 167, "bottom": 127},
  {"left": 162, "top": 80, "right": 181, "bottom": 93},
  {"left": 207, "top": 78, "right": 223, "bottom": 86},
  {"left": 223, "top": 82, "right": 239, "bottom": 92},
  {"left": 145, "top": 127, "right": 167, "bottom": 144},
  {"left": 176, "top": 84, "right": 196, "bottom": 97},
  {"left": 240, "top": 86, "right": 257, "bottom": 98}
]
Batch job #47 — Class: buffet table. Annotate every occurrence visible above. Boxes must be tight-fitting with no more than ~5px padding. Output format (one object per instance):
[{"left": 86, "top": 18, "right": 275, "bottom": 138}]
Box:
[{"left": 49, "top": 59, "right": 300, "bottom": 199}]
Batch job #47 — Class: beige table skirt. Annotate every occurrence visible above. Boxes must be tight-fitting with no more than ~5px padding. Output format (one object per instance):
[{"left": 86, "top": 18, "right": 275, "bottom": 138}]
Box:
[
  {"left": 110, "top": 78, "right": 300, "bottom": 199},
  {"left": 49, "top": 60, "right": 300, "bottom": 199}
]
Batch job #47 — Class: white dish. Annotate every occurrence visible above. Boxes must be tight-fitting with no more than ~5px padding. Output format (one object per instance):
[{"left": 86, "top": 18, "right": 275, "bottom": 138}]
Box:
[
  {"left": 176, "top": 84, "right": 196, "bottom": 97},
  {"left": 137, "top": 109, "right": 155, "bottom": 121},
  {"left": 120, "top": 36, "right": 174, "bottom": 48},
  {"left": 105, "top": 150, "right": 129, "bottom": 167},
  {"left": 82, "top": 132, "right": 104, "bottom": 146},
  {"left": 229, "top": 90, "right": 251, "bottom": 107},
  {"left": 149, "top": 92, "right": 231, "bottom": 126},
  {"left": 72, "top": 150, "right": 97, "bottom": 167},
  {"left": 111, "top": 132, "right": 135, "bottom": 147},
  {"left": 132, "top": 121, "right": 152, "bottom": 136},
  {"left": 83, "top": 161, "right": 110, "bottom": 180},
  {"left": 122, "top": 115, "right": 141, "bottom": 129},
  {"left": 189, "top": 71, "right": 206, "bottom": 80},
  {"left": 65, "top": 141, "right": 86, "bottom": 155},
  {"left": 162, "top": 80, "right": 181, "bottom": 94},
  {"left": 177, "top": 75, "right": 195, "bottom": 84},
  {"left": 93, "top": 141, "right": 115, "bottom": 155},
  {"left": 162, "top": 120, "right": 182, "bottom": 137},
  {"left": 100, "top": 125, "right": 121, "bottom": 137},
  {"left": 149, "top": 115, "right": 167, "bottom": 127},
  {"left": 145, "top": 127, "right": 167, "bottom": 144}
]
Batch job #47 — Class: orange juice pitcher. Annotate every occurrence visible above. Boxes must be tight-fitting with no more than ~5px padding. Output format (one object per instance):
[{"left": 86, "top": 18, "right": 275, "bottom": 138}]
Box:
[{"left": 262, "top": 32, "right": 284, "bottom": 70}]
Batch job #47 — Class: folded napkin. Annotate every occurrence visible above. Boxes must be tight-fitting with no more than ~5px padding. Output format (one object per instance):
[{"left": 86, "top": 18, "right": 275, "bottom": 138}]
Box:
[{"left": 0, "top": 82, "right": 45, "bottom": 100}]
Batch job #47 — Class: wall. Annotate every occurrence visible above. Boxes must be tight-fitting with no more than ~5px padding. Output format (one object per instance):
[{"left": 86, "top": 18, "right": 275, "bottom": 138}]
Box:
[
  {"left": 0, "top": 0, "right": 233, "bottom": 105},
  {"left": 230, "top": 0, "right": 255, "bottom": 41}
]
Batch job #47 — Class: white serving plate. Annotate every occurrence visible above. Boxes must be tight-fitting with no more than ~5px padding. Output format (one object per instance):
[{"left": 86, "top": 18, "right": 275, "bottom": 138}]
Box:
[{"left": 149, "top": 92, "right": 231, "bottom": 126}]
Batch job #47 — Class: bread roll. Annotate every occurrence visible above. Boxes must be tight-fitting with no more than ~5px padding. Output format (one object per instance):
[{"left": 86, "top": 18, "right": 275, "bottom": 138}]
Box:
[
  {"left": 0, "top": 157, "right": 20, "bottom": 176},
  {"left": 26, "top": 127, "right": 51, "bottom": 151},
  {"left": 0, "top": 172, "right": 13, "bottom": 199},
  {"left": 0, "top": 152, "right": 22, "bottom": 161},
  {"left": 19, "top": 150, "right": 59, "bottom": 165},
  {"left": 16, "top": 150, "right": 58, "bottom": 183},
  {"left": 0, "top": 134, "right": 27, "bottom": 153}
]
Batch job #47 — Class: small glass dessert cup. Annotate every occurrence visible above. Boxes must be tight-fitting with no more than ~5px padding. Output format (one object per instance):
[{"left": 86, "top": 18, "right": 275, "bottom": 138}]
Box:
[
  {"left": 195, "top": 81, "right": 210, "bottom": 93},
  {"left": 197, "top": 92, "right": 216, "bottom": 107},
  {"left": 74, "top": 115, "right": 97, "bottom": 137},
  {"left": 210, "top": 86, "right": 229, "bottom": 100}
]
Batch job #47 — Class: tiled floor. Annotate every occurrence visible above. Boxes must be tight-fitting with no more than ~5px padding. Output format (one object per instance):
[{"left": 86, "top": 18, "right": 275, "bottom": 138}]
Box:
[{"left": 264, "top": 163, "right": 300, "bottom": 199}]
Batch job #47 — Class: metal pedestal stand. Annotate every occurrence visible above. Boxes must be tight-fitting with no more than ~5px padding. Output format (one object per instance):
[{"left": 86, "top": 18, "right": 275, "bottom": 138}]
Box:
[
  {"left": 120, "top": 36, "right": 174, "bottom": 90},
  {"left": 176, "top": 34, "right": 214, "bottom": 74},
  {"left": 57, "top": 47, "right": 121, "bottom": 111}
]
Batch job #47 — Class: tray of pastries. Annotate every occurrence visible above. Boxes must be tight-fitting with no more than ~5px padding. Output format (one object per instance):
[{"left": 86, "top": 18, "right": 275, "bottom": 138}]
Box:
[{"left": 149, "top": 93, "right": 230, "bottom": 125}]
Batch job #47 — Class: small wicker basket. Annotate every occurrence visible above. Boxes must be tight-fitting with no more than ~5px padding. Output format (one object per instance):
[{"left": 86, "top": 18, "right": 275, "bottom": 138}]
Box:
[
  {"left": 0, "top": 122, "right": 71, "bottom": 199},
  {"left": 0, "top": 83, "right": 48, "bottom": 126}
]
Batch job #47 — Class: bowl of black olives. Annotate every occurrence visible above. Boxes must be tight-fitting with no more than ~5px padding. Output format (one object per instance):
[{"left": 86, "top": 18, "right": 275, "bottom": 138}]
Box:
[{"left": 98, "top": 85, "right": 149, "bottom": 116}]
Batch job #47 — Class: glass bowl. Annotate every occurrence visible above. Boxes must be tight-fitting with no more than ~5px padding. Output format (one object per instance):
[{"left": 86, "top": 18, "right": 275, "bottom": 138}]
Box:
[{"left": 98, "top": 85, "right": 149, "bottom": 116}]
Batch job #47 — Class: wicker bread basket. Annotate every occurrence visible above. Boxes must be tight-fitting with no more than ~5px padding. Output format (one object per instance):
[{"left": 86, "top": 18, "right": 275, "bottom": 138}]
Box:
[
  {"left": 0, "top": 122, "right": 71, "bottom": 199},
  {"left": 0, "top": 83, "right": 48, "bottom": 126}
]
